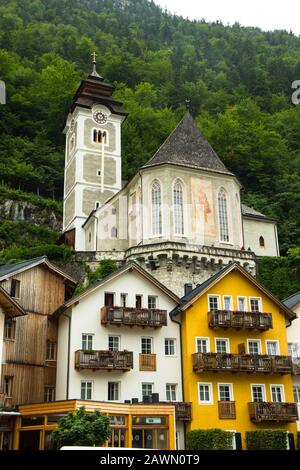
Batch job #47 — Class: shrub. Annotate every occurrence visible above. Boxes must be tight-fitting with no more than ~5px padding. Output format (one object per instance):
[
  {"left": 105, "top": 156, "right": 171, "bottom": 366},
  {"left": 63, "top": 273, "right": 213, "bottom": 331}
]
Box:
[
  {"left": 186, "top": 429, "right": 233, "bottom": 450},
  {"left": 51, "top": 407, "right": 111, "bottom": 448},
  {"left": 246, "top": 430, "right": 287, "bottom": 450}
]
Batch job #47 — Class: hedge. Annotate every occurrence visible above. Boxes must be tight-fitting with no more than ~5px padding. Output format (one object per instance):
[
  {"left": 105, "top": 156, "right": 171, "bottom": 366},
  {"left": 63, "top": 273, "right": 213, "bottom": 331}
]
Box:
[
  {"left": 186, "top": 429, "right": 233, "bottom": 450},
  {"left": 246, "top": 430, "right": 287, "bottom": 450}
]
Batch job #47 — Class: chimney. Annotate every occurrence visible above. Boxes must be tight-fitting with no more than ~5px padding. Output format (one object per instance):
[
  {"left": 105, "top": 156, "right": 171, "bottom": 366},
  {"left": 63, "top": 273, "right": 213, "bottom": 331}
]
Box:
[{"left": 184, "top": 283, "right": 193, "bottom": 296}]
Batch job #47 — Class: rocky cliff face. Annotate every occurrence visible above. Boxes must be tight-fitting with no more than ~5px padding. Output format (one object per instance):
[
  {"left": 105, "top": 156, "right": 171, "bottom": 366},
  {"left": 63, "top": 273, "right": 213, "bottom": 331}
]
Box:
[{"left": 0, "top": 200, "right": 62, "bottom": 231}]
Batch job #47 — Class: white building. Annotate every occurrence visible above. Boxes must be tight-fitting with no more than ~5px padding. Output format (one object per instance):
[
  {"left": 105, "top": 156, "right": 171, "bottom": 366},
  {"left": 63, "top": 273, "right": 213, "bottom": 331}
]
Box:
[
  {"left": 285, "top": 292, "right": 300, "bottom": 429},
  {"left": 62, "top": 61, "right": 279, "bottom": 296},
  {"left": 54, "top": 261, "right": 190, "bottom": 449}
]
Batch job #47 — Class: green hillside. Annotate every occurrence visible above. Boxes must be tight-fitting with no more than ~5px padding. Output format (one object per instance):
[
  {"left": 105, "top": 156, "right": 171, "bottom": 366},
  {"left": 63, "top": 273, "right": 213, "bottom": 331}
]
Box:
[{"left": 0, "top": 0, "right": 299, "bottom": 296}]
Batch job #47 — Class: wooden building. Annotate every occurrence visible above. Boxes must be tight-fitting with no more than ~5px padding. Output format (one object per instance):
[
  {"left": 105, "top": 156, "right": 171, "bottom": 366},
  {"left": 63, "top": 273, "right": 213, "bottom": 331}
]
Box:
[{"left": 0, "top": 256, "right": 76, "bottom": 411}]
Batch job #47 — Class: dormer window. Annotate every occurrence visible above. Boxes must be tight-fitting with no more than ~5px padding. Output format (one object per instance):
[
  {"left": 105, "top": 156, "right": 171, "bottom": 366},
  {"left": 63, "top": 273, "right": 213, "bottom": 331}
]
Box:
[{"left": 93, "top": 129, "right": 107, "bottom": 144}]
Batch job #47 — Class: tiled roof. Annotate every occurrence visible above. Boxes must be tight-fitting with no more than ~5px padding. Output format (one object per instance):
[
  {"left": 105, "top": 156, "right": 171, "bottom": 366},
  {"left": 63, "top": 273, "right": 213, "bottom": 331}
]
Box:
[
  {"left": 142, "top": 112, "right": 233, "bottom": 175},
  {"left": 242, "top": 204, "right": 270, "bottom": 219},
  {"left": 283, "top": 292, "right": 300, "bottom": 310}
]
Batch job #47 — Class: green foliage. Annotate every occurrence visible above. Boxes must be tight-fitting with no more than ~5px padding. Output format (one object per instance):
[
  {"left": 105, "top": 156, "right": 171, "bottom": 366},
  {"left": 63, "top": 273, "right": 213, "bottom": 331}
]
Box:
[
  {"left": 186, "top": 428, "right": 233, "bottom": 450},
  {"left": 257, "top": 253, "right": 300, "bottom": 300},
  {"left": 73, "top": 259, "right": 118, "bottom": 296},
  {"left": 0, "top": 243, "right": 72, "bottom": 264},
  {"left": 51, "top": 407, "right": 111, "bottom": 448},
  {"left": 0, "top": 185, "right": 62, "bottom": 213},
  {"left": 246, "top": 430, "right": 288, "bottom": 450},
  {"left": 86, "top": 259, "right": 118, "bottom": 284},
  {"left": 0, "top": 0, "right": 299, "bottom": 261}
]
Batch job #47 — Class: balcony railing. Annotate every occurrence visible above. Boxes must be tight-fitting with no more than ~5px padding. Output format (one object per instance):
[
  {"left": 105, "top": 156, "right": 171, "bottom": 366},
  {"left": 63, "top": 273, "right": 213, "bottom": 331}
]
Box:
[
  {"left": 192, "top": 352, "right": 293, "bottom": 374},
  {"left": 174, "top": 402, "right": 192, "bottom": 421},
  {"left": 218, "top": 401, "right": 236, "bottom": 419},
  {"left": 101, "top": 306, "right": 167, "bottom": 328},
  {"left": 248, "top": 402, "right": 298, "bottom": 422},
  {"left": 208, "top": 310, "right": 273, "bottom": 331},
  {"left": 292, "top": 358, "right": 300, "bottom": 375},
  {"left": 75, "top": 350, "right": 133, "bottom": 371},
  {"left": 139, "top": 353, "right": 156, "bottom": 371}
]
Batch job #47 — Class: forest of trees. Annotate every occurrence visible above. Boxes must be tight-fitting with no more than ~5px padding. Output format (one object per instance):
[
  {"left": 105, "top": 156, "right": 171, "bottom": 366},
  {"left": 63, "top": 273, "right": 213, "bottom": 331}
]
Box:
[{"left": 0, "top": 0, "right": 299, "bottom": 295}]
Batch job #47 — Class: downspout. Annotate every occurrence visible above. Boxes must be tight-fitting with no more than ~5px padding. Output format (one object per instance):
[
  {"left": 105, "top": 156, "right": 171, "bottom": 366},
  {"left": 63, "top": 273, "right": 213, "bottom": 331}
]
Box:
[{"left": 170, "top": 310, "right": 186, "bottom": 450}]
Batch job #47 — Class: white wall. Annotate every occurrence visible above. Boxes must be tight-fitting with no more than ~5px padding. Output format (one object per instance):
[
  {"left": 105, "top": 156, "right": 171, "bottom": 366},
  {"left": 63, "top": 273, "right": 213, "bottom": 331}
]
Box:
[
  {"left": 56, "top": 269, "right": 185, "bottom": 447},
  {"left": 243, "top": 217, "right": 279, "bottom": 257}
]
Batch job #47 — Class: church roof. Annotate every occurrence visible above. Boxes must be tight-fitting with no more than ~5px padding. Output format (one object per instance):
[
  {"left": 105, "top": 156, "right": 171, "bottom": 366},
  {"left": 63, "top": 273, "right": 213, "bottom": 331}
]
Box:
[
  {"left": 241, "top": 204, "right": 276, "bottom": 221},
  {"left": 142, "top": 112, "right": 234, "bottom": 176}
]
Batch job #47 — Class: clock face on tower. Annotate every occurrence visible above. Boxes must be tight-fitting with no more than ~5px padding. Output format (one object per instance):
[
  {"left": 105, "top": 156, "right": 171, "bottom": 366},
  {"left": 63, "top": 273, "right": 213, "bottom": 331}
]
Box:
[{"left": 93, "top": 111, "right": 107, "bottom": 124}]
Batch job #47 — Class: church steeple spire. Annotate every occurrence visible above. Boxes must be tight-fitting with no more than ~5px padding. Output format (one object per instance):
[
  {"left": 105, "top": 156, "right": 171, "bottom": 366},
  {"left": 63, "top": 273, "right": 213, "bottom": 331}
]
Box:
[{"left": 90, "top": 51, "right": 103, "bottom": 79}]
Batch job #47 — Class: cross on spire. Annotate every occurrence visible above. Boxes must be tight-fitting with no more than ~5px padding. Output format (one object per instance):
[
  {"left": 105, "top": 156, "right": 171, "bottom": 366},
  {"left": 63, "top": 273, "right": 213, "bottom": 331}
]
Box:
[{"left": 90, "top": 51, "right": 102, "bottom": 79}]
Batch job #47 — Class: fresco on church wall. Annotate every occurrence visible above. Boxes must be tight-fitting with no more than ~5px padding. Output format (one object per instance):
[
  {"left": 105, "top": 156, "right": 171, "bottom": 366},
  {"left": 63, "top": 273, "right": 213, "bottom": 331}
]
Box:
[{"left": 190, "top": 176, "right": 216, "bottom": 239}]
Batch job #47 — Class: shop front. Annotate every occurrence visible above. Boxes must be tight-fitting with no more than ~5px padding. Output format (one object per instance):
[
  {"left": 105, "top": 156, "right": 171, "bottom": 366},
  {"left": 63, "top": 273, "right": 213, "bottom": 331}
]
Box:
[{"left": 13, "top": 400, "right": 176, "bottom": 450}]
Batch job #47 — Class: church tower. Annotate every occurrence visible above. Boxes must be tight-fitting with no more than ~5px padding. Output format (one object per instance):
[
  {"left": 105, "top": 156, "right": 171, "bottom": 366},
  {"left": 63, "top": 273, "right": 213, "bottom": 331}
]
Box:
[{"left": 62, "top": 54, "right": 127, "bottom": 251}]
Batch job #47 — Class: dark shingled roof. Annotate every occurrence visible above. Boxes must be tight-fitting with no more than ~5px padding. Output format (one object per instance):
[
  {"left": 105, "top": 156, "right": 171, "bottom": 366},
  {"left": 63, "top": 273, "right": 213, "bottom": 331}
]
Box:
[
  {"left": 142, "top": 112, "right": 234, "bottom": 175},
  {"left": 283, "top": 292, "right": 300, "bottom": 310},
  {"left": 241, "top": 204, "right": 275, "bottom": 221},
  {"left": 0, "top": 256, "right": 47, "bottom": 278}
]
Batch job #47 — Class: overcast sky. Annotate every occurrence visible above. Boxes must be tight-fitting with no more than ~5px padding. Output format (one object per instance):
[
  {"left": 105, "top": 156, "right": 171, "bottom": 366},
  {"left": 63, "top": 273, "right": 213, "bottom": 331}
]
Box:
[{"left": 154, "top": 0, "right": 300, "bottom": 35}]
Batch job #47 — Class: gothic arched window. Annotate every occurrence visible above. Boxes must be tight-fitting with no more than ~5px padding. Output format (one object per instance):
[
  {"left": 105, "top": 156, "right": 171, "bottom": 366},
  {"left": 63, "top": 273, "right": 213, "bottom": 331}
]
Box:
[
  {"left": 151, "top": 180, "right": 162, "bottom": 236},
  {"left": 173, "top": 179, "right": 184, "bottom": 235},
  {"left": 218, "top": 188, "right": 229, "bottom": 242},
  {"left": 259, "top": 236, "right": 265, "bottom": 247}
]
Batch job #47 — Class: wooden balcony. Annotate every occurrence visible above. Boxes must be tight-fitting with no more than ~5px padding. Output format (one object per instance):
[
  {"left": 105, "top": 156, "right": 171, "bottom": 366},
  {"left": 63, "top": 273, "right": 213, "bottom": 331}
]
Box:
[
  {"left": 208, "top": 310, "right": 273, "bottom": 331},
  {"left": 0, "top": 393, "right": 13, "bottom": 408},
  {"left": 218, "top": 401, "right": 236, "bottom": 419},
  {"left": 292, "top": 358, "right": 300, "bottom": 375},
  {"left": 192, "top": 352, "right": 293, "bottom": 374},
  {"left": 75, "top": 350, "right": 133, "bottom": 371},
  {"left": 139, "top": 353, "right": 156, "bottom": 371},
  {"left": 101, "top": 306, "right": 167, "bottom": 328},
  {"left": 248, "top": 402, "right": 298, "bottom": 422},
  {"left": 174, "top": 402, "right": 192, "bottom": 421}
]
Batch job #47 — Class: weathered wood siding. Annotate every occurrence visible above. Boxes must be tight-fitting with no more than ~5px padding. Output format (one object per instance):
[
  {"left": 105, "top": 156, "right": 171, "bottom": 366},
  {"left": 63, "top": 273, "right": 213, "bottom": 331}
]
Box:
[{"left": 0, "top": 266, "right": 66, "bottom": 315}]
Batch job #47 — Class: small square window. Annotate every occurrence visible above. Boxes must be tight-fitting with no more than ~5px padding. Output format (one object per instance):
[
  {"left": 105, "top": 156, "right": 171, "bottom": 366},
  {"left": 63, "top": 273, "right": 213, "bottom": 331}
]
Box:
[
  {"left": 248, "top": 340, "right": 261, "bottom": 354},
  {"left": 208, "top": 296, "right": 220, "bottom": 312},
  {"left": 215, "top": 339, "right": 229, "bottom": 353},
  {"left": 108, "top": 336, "right": 120, "bottom": 352},
  {"left": 198, "top": 383, "right": 213, "bottom": 404},
  {"left": 165, "top": 339, "right": 176, "bottom": 356},
  {"left": 166, "top": 384, "right": 177, "bottom": 401},
  {"left": 142, "top": 383, "right": 153, "bottom": 398},
  {"left": 108, "top": 382, "right": 119, "bottom": 401},
  {"left": 148, "top": 296, "right": 157, "bottom": 309}
]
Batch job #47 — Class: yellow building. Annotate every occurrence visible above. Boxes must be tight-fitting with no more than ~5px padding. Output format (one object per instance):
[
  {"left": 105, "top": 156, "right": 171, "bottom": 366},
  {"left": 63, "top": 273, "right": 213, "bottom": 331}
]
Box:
[{"left": 171, "top": 263, "right": 298, "bottom": 449}]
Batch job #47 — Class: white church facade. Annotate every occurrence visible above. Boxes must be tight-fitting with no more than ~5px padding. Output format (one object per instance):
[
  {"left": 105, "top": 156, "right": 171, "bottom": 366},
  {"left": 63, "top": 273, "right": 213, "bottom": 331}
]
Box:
[{"left": 62, "top": 60, "right": 279, "bottom": 296}]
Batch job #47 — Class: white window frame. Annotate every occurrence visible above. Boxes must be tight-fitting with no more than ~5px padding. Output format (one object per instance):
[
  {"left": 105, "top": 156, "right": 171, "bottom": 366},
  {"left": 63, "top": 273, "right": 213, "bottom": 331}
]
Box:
[
  {"left": 108, "top": 381, "right": 120, "bottom": 401},
  {"left": 120, "top": 293, "right": 127, "bottom": 307},
  {"left": 198, "top": 382, "right": 213, "bottom": 405},
  {"left": 91, "top": 128, "right": 109, "bottom": 146},
  {"left": 108, "top": 335, "right": 120, "bottom": 352},
  {"left": 150, "top": 179, "right": 163, "bottom": 237},
  {"left": 218, "top": 383, "right": 234, "bottom": 401},
  {"left": 270, "top": 384, "right": 285, "bottom": 403},
  {"left": 148, "top": 295, "right": 158, "bottom": 309},
  {"left": 165, "top": 338, "right": 177, "bottom": 356},
  {"left": 288, "top": 342, "right": 300, "bottom": 358},
  {"left": 141, "top": 337, "right": 153, "bottom": 354},
  {"left": 223, "top": 295, "right": 233, "bottom": 311},
  {"left": 82, "top": 333, "right": 94, "bottom": 351},
  {"left": 237, "top": 296, "right": 248, "bottom": 311},
  {"left": 208, "top": 294, "right": 221, "bottom": 312},
  {"left": 196, "top": 337, "right": 210, "bottom": 353},
  {"left": 81, "top": 381, "right": 93, "bottom": 401},
  {"left": 251, "top": 384, "right": 266, "bottom": 402},
  {"left": 249, "top": 297, "right": 263, "bottom": 312},
  {"left": 166, "top": 383, "right": 177, "bottom": 402},
  {"left": 173, "top": 178, "right": 185, "bottom": 236},
  {"left": 215, "top": 338, "right": 230, "bottom": 353},
  {"left": 142, "top": 383, "right": 154, "bottom": 398},
  {"left": 247, "top": 339, "right": 262, "bottom": 354},
  {"left": 293, "top": 386, "right": 300, "bottom": 403},
  {"left": 265, "top": 340, "right": 280, "bottom": 356},
  {"left": 217, "top": 187, "right": 231, "bottom": 244}
]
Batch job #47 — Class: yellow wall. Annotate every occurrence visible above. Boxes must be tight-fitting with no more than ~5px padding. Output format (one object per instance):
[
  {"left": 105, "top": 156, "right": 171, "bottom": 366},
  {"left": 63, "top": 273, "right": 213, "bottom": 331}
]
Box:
[{"left": 181, "top": 269, "right": 297, "bottom": 446}]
